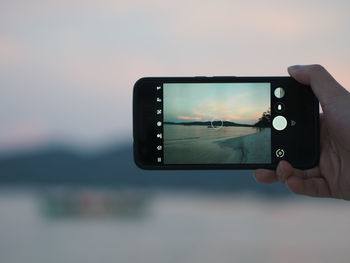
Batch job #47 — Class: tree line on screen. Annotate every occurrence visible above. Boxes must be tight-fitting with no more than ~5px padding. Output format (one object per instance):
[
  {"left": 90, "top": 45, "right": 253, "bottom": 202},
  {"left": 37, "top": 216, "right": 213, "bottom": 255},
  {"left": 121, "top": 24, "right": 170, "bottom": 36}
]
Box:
[
  {"left": 165, "top": 108, "right": 271, "bottom": 129},
  {"left": 253, "top": 108, "right": 271, "bottom": 129}
]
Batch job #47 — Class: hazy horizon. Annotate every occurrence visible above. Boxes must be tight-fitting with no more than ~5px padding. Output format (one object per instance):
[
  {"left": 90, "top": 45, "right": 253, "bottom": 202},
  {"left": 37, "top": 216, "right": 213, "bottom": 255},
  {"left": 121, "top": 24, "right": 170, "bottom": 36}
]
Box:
[{"left": 164, "top": 120, "right": 256, "bottom": 124}]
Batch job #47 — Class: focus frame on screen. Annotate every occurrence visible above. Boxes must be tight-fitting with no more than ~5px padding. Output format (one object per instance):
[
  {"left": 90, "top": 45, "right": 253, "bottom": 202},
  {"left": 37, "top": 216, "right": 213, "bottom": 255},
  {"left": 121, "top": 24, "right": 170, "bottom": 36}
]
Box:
[{"left": 133, "top": 76, "right": 319, "bottom": 170}]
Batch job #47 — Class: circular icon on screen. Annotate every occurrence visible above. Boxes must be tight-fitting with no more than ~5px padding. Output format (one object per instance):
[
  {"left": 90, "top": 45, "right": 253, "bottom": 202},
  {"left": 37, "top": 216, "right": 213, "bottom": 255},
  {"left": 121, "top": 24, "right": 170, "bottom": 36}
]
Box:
[
  {"left": 275, "top": 148, "right": 285, "bottom": 158},
  {"left": 274, "top": 102, "right": 285, "bottom": 113},
  {"left": 274, "top": 87, "right": 285, "bottom": 98},
  {"left": 210, "top": 119, "right": 223, "bottom": 129},
  {"left": 272, "top": 116, "right": 287, "bottom": 131}
]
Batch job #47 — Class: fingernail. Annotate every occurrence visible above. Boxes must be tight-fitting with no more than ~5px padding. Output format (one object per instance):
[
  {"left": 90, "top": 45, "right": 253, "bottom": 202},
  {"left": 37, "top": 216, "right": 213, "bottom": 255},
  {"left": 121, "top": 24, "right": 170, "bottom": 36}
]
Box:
[
  {"left": 253, "top": 171, "right": 263, "bottom": 182},
  {"left": 287, "top": 65, "right": 301, "bottom": 72}
]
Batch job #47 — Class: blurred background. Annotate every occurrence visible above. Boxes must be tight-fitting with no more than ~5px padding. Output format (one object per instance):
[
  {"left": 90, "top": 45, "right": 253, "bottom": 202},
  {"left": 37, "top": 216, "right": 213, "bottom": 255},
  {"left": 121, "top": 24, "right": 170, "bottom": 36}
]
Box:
[{"left": 0, "top": 0, "right": 350, "bottom": 262}]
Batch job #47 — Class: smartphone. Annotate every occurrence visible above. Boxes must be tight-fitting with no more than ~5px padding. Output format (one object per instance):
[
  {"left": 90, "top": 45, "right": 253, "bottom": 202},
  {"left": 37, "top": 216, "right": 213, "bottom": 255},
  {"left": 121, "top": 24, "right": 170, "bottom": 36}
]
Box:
[{"left": 133, "top": 76, "right": 319, "bottom": 170}]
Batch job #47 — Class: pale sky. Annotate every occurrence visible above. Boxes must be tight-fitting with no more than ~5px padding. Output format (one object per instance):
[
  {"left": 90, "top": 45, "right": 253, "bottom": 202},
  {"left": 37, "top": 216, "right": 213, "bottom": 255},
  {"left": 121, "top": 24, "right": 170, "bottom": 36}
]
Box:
[
  {"left": 0, "top": 0, "right": 349, "bottom": 154},
  {"left": 164, "top": 83, "right": 270, "bottom": 125}
]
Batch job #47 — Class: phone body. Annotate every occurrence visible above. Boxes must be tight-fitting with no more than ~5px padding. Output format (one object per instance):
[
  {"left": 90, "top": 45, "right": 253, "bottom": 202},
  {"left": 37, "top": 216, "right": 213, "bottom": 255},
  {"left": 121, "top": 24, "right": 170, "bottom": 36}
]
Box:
[{"left": 133, "top": 76, "right": 319, "bottom": 170}]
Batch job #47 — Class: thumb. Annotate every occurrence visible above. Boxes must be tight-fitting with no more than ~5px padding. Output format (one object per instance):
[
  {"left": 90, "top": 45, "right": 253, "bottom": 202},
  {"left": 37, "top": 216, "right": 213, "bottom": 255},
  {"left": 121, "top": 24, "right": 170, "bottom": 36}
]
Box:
[{"left": 287, "top": 64, "right": 348, "bottom": 108}]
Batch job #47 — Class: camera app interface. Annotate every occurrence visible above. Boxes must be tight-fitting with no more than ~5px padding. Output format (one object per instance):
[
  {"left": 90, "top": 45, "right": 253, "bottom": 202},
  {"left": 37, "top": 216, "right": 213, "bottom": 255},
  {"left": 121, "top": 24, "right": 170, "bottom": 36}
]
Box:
[{"left": 163, "top": 83, "right": 271, "bottom": 164}]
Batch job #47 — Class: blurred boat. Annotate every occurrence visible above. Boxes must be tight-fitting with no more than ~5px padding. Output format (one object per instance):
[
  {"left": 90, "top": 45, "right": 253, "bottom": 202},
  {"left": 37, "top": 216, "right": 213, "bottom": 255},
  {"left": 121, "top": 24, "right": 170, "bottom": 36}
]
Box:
[{"left": 40, "top": 189, "right": 152, "bottom": 219}]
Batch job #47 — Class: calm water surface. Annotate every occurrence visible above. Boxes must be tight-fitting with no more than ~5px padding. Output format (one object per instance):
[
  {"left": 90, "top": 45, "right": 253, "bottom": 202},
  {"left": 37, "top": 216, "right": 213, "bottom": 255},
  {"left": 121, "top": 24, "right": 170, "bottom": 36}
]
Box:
[
  {"left": 0, "top": 189, "right": 349, "bottom": 263},
  {"left": 164, "top": 124, "right": 258, "bottom": 144},
  {"left": 163, "top": 125, "right": 270, "bottom": 164}
]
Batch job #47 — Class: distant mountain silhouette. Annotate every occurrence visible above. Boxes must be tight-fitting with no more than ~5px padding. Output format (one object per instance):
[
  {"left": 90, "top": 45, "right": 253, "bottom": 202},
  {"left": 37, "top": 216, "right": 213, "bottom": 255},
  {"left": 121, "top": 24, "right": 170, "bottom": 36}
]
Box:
[
  {"left": 0, "top": 144, "right": 289, "bottom": 195},
  {"left": 164, "top": 121, "right": 254, "bottom": 127}
]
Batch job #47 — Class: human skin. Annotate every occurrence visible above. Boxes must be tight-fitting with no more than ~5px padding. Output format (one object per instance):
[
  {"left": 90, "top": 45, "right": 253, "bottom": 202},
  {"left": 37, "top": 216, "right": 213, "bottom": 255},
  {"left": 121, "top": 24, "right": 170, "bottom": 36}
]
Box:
[{"left": 254, "top": 64, "right": 350, "bottom": 200}]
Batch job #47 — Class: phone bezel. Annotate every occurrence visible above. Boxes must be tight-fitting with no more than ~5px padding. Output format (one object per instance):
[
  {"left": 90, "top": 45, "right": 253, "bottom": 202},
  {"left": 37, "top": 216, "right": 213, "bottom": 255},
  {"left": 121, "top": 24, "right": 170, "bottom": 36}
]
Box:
[{"left": 133, "top": 76, "right": 319, "bottom": 170}]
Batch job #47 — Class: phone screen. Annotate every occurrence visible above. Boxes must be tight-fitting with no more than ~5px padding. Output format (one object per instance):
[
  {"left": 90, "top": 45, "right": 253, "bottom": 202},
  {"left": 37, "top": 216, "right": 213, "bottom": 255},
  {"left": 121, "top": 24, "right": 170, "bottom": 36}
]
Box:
[{"left": 163, "top": 83, "right": 271, "bottom": 164}]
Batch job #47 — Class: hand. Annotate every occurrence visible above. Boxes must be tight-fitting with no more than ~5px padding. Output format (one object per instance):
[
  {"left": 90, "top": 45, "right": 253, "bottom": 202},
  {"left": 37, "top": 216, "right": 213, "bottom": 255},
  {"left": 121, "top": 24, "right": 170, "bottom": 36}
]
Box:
[{"left": 254, "top": 64, "right": 350, "bottom": 199}]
